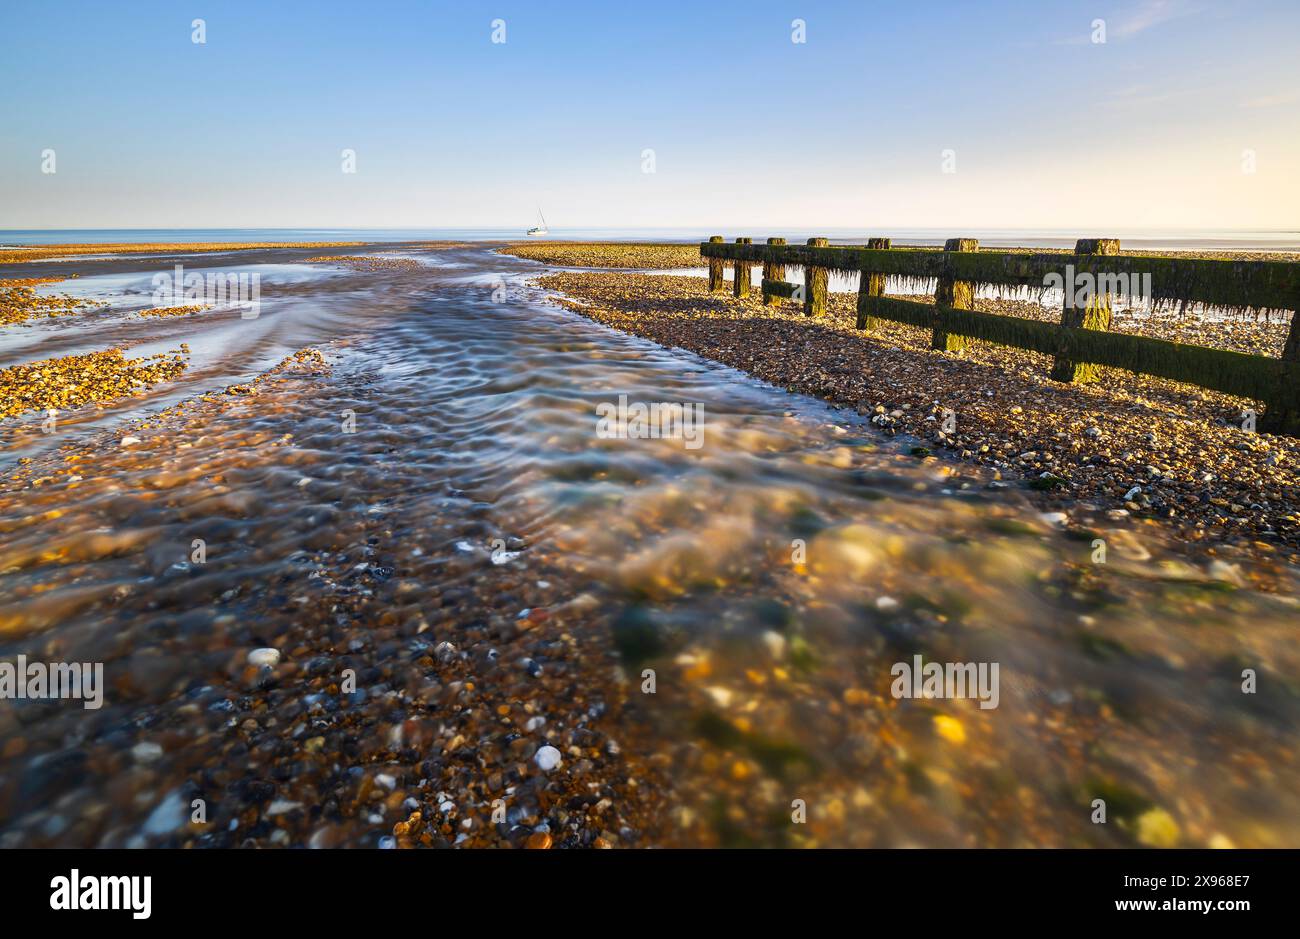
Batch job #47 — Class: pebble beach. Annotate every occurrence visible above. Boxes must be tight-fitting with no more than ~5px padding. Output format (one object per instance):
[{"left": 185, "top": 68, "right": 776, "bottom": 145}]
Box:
[
  {"left": 522, "top": 245, "right": 1300, "bottom": 565},
  {"left": 1, "top": 240, "right": 1298, "bottom": 851},
  {"left": 9, "top": 0, "right": 1300, "bottom": 916}
]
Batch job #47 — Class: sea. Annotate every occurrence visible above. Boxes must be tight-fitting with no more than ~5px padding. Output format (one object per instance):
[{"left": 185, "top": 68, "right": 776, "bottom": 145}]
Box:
[{"left": 3, "top": 228, "right": 1299, "bottom": 252}]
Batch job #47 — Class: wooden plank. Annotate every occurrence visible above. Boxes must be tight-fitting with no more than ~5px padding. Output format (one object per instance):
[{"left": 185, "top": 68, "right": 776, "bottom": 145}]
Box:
[
  {"left": 858, "top": 295, "right": 1294, "bottom": 403},
  {"left": 1050, "top": 238, "right": 1119, "bottom": 384},
  {"left": 762, "top": 238, "right": 787, "bottom": 306},
  {"left": 733, "top": 237, "right": 753, "bottom": 298},
  {"left": 1261, "top": 296, "right": 1300, "bottom": 434},
  {"left": 761, "top": 279, "right": 799, "bottom": 299},
  {"left": 707, "top": 235, "right": 725, "bottom": 292},
  {"left": 699, "top": 241, "right": 1300, "bottom": 312},
  {"left": 856, "top": 237, "right": 891, "bottom": 331},
  {"left": 804, "top": 237, "right": 829, "bottom": 316},
  {"left": 932, "top": 238, "right": 977, "bottom": 352}
]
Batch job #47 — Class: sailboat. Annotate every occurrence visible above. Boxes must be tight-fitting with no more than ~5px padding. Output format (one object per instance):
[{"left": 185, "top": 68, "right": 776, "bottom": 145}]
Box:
[{"left": 526, "top": 209, "right": 549, "bottom": 237}]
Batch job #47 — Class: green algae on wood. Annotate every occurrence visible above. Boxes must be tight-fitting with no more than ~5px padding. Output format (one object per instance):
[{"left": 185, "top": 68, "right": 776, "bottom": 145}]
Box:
[
  {"left": 733, "top": 237, "right": 753, "bottom": 299},
  {"left": 1262, "top": 306, "right": 1300, "bottom": 434},
  {"left": 856, "top": 237, "right": 891, "bottom": 331},
  {"left": 699, "top": 241, "right": 1300, "bottom": 315},
  {"left": 804, "top": 237, "right": 829, "bottom": 317},
  {"left": 761, "top": 279, "right": 799, "bottom": 299},
  {"left": 1051, "top": 238, "right": 1119, "bottom": 384},
  {"left": 697, "top": 235, "right": 1300, "bottom": 435},
  {"left": 857, "top": 295, "right": 1297, "bottom": 403},
  {"left": 932, "top": 238, "right": 977, "bottom": 352},
  {"left": 1076, "top": 238, "right": 1121, "bottom": 257},
  {"left": 762, "top": 238, "right": 788, "bottom": 306},
  {"left": 708, "top": 235, "right": 725, "bottom": 292}
]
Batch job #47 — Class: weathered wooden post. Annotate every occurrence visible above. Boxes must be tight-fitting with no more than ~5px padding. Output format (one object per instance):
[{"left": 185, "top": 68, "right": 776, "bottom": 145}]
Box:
[
  {"left": 707, "top": 235, "right": 725, "bottom": 292},
  {"left": 1050, "top": 238, "right": 1119, "bottom": 383},
  {"left": 931, "top": 238, "right": 978, "bottom": 352},
  {"left": 1262, "top": 298, "right": 1300, "bottom": 435},
  {"left": 856, "top": 237, "right": 892, "bottom": 331},
  {"left": 762, "top": 237, "right": 787, "bottom": 306},
  {"left": 804, "top": 237, "right": 829, "bottom": 316},
  {"left": 733, "top": 237, "right": 753, "bottom": 298}
]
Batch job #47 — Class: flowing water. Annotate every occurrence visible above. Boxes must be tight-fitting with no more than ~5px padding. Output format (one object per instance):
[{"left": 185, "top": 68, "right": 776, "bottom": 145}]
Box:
[{"left": 1, "top": 244, "right": 1297, "bottom": 848}]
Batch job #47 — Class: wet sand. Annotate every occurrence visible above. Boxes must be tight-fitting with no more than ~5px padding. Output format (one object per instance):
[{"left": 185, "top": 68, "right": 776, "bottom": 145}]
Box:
[
  {"left": 0, "top": 241, "right": 367, "bottom": 265},
  {"left": 2, "top": 242, "right": 1298, "bottom": 849},
  {"left": 500, "top": 242, "right": 705, "bottom": 270}
]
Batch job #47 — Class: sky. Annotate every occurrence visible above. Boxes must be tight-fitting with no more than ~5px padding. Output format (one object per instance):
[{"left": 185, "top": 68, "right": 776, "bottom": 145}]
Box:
[{"left": 1, "top": 0, "right": 1298, "bottom": 231}]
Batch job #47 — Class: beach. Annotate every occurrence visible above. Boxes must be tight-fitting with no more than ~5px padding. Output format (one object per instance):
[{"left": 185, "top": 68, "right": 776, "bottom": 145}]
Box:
[
  {"left": 0, "top": 240, "right": 1297, "bottom": 850},
  {"left": 531, "top": 261, "right": 1299, "bottom": 564}
]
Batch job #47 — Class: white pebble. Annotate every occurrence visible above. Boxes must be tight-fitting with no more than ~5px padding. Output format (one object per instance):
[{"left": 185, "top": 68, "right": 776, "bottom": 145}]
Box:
[
  {"left": 132, "top": 741, "right": 163, "bottom": 763},
  {"left": 247, "top": 647, "right": 280, "bottom": 668},
  {"left": 876, "top": 596, "right": 900, "bottom": 611},
  {"left": 705, "top": 686, "right": 733, "bottom": 708},
  {"left": 760, "top": 630, "right": 786, "bottom": 660},
  {"left": 535, "top": 745, "right": 562, "bottom": 772},
  {"left": 1207, "top": 560, "right": 1244, "bottom": 586},
  {"left": 120, "top": 436, "right": 142, "bottom": 447}
]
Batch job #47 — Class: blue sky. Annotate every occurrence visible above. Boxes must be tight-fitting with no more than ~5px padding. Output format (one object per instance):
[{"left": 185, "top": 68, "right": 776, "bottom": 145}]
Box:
[{"left": 1, "top": 0, "right": 1297, "bottom": 230}]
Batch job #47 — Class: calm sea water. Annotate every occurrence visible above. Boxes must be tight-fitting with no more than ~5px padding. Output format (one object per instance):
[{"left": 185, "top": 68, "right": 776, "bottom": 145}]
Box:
[{"left": 3, "top": 228, "right": 1299, "bottom": 252}]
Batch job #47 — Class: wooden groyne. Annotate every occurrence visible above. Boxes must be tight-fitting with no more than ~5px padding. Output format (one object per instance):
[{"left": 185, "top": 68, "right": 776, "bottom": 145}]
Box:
[{"left": 701, "top": 236, "right": 1300, "bottom": 436}]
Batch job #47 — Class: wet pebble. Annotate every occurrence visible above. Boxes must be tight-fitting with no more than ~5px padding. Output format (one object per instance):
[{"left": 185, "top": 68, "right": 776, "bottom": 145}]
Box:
[
  {"left": 131, "top": 741, "right": 163, "bottom": 763},
  {"left": 535, "top": 745, "right": 562, "bottom": 772},
  {"left": 247, "top": 648, "right": 280, "bottom": 668}
]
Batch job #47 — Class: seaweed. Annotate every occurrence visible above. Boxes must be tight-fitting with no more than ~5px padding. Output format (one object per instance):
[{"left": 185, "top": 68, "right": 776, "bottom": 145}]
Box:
[
  {"left": 699, "top": 236, "right": 1300, "bottom": 434},
  {"left": 732, "top": 237, "right": 753, "bottom": 298},
  {"left": 859, "top": 295, "right": 1297, "bottom": 405},
  {"left": 699, "top": 240, "right": 1300, "bottom": 316},
  {"left": 762, "top": 237, "right": 787, "bottom": 306},
  {"left": 932, "top": 238, "right": 978, "bottom": 352},
  {"left": 803, "top": 237, "right": 829, "bottom": 317},
  {"left": 856, "top": 237, "right": 891, "bottom": 331},
  {"left": 761, "top": 278, "right": 799, "bottom": 299},
  {"left": 1052, "top": 238, "right": 1117, "bottom": 384}
]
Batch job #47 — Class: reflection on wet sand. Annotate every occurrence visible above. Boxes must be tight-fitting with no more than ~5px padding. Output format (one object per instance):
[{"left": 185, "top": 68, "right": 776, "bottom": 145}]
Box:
[{"left": 0, "top": 244, "right": 1296, "bottom": 849}]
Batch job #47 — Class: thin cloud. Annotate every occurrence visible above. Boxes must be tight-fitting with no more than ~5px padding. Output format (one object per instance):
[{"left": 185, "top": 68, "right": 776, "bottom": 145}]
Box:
[
  {"left": 1112, "top": 0, "right": 1195, "bottom": 38},
  {"left": 1054, "top": 0, "right": 1199, "bottom": 45},
  {"left": 1240, "top": 89, "right": 1300, "bottom": 109},
  {"left": 1100, "top": 84, "right": 1187, "bottom": 109}
]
